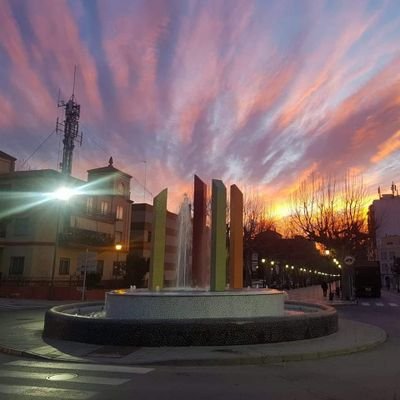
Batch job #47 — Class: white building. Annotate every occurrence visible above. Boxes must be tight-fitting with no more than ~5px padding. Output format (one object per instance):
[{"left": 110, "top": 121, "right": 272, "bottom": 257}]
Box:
[{"left": 369, "top": 193, "right": 400, "bottom": 287}]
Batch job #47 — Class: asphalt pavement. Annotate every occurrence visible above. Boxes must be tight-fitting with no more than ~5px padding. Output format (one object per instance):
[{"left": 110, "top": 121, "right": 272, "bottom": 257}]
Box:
[{"left": 0, "top": 286, "right": 387, "bottom": 366}]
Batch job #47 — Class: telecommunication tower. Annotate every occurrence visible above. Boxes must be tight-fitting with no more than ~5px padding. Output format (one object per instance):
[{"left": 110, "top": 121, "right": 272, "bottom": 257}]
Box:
[{"left": 56, "top": 66, "right": 83, "bottom": 176}]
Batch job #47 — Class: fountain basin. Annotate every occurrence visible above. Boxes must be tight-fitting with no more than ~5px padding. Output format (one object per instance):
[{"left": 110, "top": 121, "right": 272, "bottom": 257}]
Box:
[
  {"left": 105, "top": 288, "right": 285, "bottom": 319},
  {"left": 43, "top": 299, "right": 338, "bottom": 347}
]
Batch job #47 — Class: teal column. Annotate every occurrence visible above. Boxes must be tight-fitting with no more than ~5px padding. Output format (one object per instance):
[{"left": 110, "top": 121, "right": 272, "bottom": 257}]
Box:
[
  {"left": 149, "top": 189, "right": 168, "bottom": 290},
  {"left": 210, "top": 179, "right": 227, "bottom": 291}
]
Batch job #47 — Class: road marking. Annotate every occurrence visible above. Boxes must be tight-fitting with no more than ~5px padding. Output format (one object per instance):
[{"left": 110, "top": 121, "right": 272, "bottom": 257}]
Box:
[
  {"left": 375, "top": 302, "right": 384, "bottom": 307},
  {"left": 0, "top": 384, "right": 95, "bottom": 399},
  {"left": 0, "top": 371, "right": 130, "bottom": 385},
  {"left": 6, "top": 360, "right": 154, "bottom": 374},
  {"left": 389, "top": 303, "right": 399, "bottom": 307},
  {"left": 361, "top": 302, "right": 370, "bottom": 306}
]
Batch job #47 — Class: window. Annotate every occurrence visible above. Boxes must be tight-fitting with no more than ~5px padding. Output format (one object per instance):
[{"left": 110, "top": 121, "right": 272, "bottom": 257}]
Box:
[
  {"left": 97, "top": 260, "right": 104, "bottom": 277},
  {"left": 147, "top": 230, "right": 152, "bottom": 243},
  {"left": 100, "top": 201, "right": 109, "bottom": 215},
  {"left": 117, "top": 182, "right": 125, "bottom": 195},
  {"left": 59, "top": 258, "right": 70, "bottom": 275},
  {"left": 116, "top": 205, "right": 123, "bottom": 220},
  {"left": 381, "top": 251, "right": 387, "bottom": 260},
  {"left": 14, "top": 217, "right": 30, "bottom": 236},
  {"left": 86, "top": 197, "right": 93, "bottom": 213},
  {"left": 9, "top": 257, "right": 24, "bottom": 276}
]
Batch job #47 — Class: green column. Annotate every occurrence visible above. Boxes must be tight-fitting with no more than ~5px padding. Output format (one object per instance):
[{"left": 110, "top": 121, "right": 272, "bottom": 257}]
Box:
[
  {"left": 149, "top": 188, "right": 168, "bottom": 290},
  {"left": 210, "top": 179, "right": 227, "bottom": 291}
]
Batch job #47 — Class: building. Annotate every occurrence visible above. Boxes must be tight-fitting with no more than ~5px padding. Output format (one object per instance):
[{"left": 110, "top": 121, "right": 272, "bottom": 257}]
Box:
[
  {"left": 0, "top": 154, "right": 132, "bottom": 294},
  {"left": 129, "top": 203, "right": 178, "bottom": 286},
  {"left": 0, "top": 151, "right": 16, "bottom": 174},
  {"left": 369, "top": 192, "right": 400, "bottom": 287}
]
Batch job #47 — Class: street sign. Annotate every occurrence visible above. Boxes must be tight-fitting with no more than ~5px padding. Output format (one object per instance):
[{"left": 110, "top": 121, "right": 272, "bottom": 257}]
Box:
[
  {"left": 344, "top": 255, "right": 355, "bottom": 266},
  {"left": 77, "top": 251, "right": 97, "bottom": 266},
  {"left": 77, "top": 265, "right": 97, "bottom": 273}
]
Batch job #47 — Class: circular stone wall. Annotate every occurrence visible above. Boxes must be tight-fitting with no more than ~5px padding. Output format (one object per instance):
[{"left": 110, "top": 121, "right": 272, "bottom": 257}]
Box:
[
  {"left": 105, "top": 289, "right": 285, "bottom": 319},
  {"left": 43, "top": 300, "right": 338, "bottom": 347}
]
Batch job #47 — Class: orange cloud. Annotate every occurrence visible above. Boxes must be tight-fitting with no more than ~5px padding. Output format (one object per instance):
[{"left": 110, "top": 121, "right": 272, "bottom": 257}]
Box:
[{"left": 371, "top": 130, "right": 400, "bottom": 164}]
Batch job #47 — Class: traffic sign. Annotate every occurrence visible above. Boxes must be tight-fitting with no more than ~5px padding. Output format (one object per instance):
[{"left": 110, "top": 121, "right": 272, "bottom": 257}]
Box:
[
  {"left": 344, "top": 255, "right": 355, "bottom": 266},
  {"left": 77, "top": 265, "right": 97, "bottom": 273},
  {"left": 77, "top": 251, "right": 97, "bottom": 266}
]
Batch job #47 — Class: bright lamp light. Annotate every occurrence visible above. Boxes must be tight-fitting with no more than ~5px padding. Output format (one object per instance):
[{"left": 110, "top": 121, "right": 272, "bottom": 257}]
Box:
[{"left": 53, "top": 187, "right": 76, "bottom": 201}]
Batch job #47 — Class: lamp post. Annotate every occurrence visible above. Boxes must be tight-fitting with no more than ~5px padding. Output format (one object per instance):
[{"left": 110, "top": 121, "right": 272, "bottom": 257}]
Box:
[
  {"left": 261, "top": 258, "right": 266, "bottom": 287},
  {"left": 114, "top": 243, "right": 122, "bottom": 279},
  {"left": 49, "top": 186, "right": 75, "bottom": 299}
]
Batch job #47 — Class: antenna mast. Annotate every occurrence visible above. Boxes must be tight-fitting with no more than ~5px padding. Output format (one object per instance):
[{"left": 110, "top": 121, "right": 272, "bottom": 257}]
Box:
[{"left": 56, "top": 65, "right": 83, "bottom": 176}]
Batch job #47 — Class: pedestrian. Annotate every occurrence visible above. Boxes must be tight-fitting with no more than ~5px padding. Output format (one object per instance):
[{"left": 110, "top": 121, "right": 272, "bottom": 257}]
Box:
[
  {"left": 385, "top": 276, "right": 390, "bottom": 290},
  {"left": 321, "top": 281, "right": 328, "bottom": 297}
]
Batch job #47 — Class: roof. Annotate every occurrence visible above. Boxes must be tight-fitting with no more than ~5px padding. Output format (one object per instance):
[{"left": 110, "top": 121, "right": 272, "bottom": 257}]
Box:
[
  {"left": 87, "top": 165, "right": 132, "bottom": 179},
  {"left": 0, "top": 169, "right": 85, "bottom": 184},
  {"left": 0, "top": 151, "right": 17, "bottom": 161}
]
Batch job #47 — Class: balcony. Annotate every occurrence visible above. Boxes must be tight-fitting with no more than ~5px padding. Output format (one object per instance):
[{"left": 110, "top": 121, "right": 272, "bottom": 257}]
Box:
[{"left": 59, "top": 227, "right": 114, "bottom": 248}]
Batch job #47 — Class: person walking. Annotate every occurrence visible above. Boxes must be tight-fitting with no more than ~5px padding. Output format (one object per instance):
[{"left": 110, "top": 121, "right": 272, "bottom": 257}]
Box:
[{"left": 321, "top": 281, "right": 328, "bottom": 297}]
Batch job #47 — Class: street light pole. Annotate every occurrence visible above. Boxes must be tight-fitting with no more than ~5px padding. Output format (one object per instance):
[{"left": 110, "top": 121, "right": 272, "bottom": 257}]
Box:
[
  {"left": 49, "top": 186, "right": 76, "bottom": 300},
  {"left": 81, "top": 248, "right": 88, "bottom": 301},
  {"left": 114, "top": 243, "right": 122, "bottom": 280},
  {"left": 49, "top": 203, "right": 62, "bottom": 299}
]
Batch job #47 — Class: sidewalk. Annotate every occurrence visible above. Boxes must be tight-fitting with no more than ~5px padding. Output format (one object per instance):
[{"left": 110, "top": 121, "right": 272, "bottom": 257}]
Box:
[
  {"left": 286, "top": 285, "right": 357, "bottom": 306},
  {"left": 0, "top": 286, "right": 386, "bottom": 366}
]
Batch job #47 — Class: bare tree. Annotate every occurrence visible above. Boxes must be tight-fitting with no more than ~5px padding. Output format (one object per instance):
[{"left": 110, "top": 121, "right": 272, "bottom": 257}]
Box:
[
  {"left": 290, "top": 172, "right": 369, "bottom": 257},
  {"left": 242, "top": 191, "right": 276, "bottom": 286}
]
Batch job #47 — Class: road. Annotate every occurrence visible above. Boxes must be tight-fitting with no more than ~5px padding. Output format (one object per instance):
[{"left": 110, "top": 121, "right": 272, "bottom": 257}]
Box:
[{"left": 0, "top": 291, "right": 399, "bottom": 399}]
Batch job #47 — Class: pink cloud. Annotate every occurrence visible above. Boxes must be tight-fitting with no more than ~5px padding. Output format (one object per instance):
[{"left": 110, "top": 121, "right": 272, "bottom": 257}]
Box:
[{"left": 25, "top": 1, "right": 103, "bottom": 122}]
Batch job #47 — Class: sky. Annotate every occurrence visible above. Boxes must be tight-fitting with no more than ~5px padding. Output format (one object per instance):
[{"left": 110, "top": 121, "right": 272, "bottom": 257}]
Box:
[{"left": 1, "top": 0, "right": 400, "bottom": 215}]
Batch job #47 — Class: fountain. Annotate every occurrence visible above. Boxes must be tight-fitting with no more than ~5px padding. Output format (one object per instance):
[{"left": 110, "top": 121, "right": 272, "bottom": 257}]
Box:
[
  {"left": 175, "top": 194, "right": 192, "bottom": 288},
  {"left": 43, "top": 176, "right": 338, "bottom": 346}
]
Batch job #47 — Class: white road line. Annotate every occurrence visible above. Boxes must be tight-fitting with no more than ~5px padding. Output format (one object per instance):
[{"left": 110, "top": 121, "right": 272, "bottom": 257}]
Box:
[
  {"left": 361, "top": 302, "right": 370, "bottom": 306},
  {"left": 0, "top": 384, "right": 95, "bottom": 399},
  {"left": 0, "top": 304, "right": 45, "bottom": 309},
  {"left": 6, "top": 360, "right": 154, "bottom": 374},
  {"left": 0, "top": 371, "right": 130, "bottom": 386},
  {"left": 389, "top": 303, "right": 399, "bottom": 307},
  {"left": 375, "top": 302, "right": 384, "bottom": 307}
]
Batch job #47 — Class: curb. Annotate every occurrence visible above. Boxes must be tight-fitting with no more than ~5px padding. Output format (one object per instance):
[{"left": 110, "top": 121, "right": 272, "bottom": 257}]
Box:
[
  {"left": 126, "top": 330, "right": 387, "bottom": 367},
  {"left": 0, "top": 328, "right": 387, "bottom": 367},
  {"left": 0, "top": 345, "right": 49, "bottom": 361}
]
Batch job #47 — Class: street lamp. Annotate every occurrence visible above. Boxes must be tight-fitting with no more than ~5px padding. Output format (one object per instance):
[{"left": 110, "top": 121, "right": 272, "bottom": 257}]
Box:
[
  {"left": 114, "top": 243, "right": 123, "bottom": 279},
  {"left": 50, "top": 186, "right": 76, "bottom": 299}
]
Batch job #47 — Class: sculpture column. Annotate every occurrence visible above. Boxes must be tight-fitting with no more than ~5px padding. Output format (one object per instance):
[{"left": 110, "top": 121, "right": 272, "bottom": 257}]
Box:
[
  {"left": 192, "top": 175, "right": 208, "bottom": 288},
  {"left": 210, "top": 179, "right": 227, "bottom": 291},
  {"left": 149, "top": 188, "right": 168, "bottom": 290},
  {"left": 229, "top": 184, "right": 243, "bottom": 288}
]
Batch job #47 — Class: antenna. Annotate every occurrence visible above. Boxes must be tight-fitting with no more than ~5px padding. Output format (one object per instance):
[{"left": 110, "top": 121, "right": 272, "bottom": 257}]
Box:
[
  {"left": 143, "top": 160, "right": 147, "bottom": 203},
  {"left": 72, "top": 65, "right": 77, "bottom": 100},
  {"left": 56, "top": 65, "right": 83, "bottom": 176}
]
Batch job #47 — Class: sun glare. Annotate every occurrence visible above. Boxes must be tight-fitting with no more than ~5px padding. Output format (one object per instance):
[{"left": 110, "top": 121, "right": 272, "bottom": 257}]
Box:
[{"left": 52, "top": 187, "right": 76, "bottom": 201}]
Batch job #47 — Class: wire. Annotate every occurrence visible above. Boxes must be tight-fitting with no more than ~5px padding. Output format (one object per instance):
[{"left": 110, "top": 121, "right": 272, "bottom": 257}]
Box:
[{"left": 20, "top": 128, "right": 57, "bottom": 169}]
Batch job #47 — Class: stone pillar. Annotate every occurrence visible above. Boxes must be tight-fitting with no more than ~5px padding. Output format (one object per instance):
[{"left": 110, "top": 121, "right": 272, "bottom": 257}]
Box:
[
  {"left": 229, "top": 184, "right": 243, "bottom": 289},
  {"left": 149, "top": 189, "right": 168, "bottom": 290},
  {"left": 210, "top": 179, "right": 227, "bottom": 291},
  {"left": 192, "top": 175, "right": 208, "bottom": 288}
]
